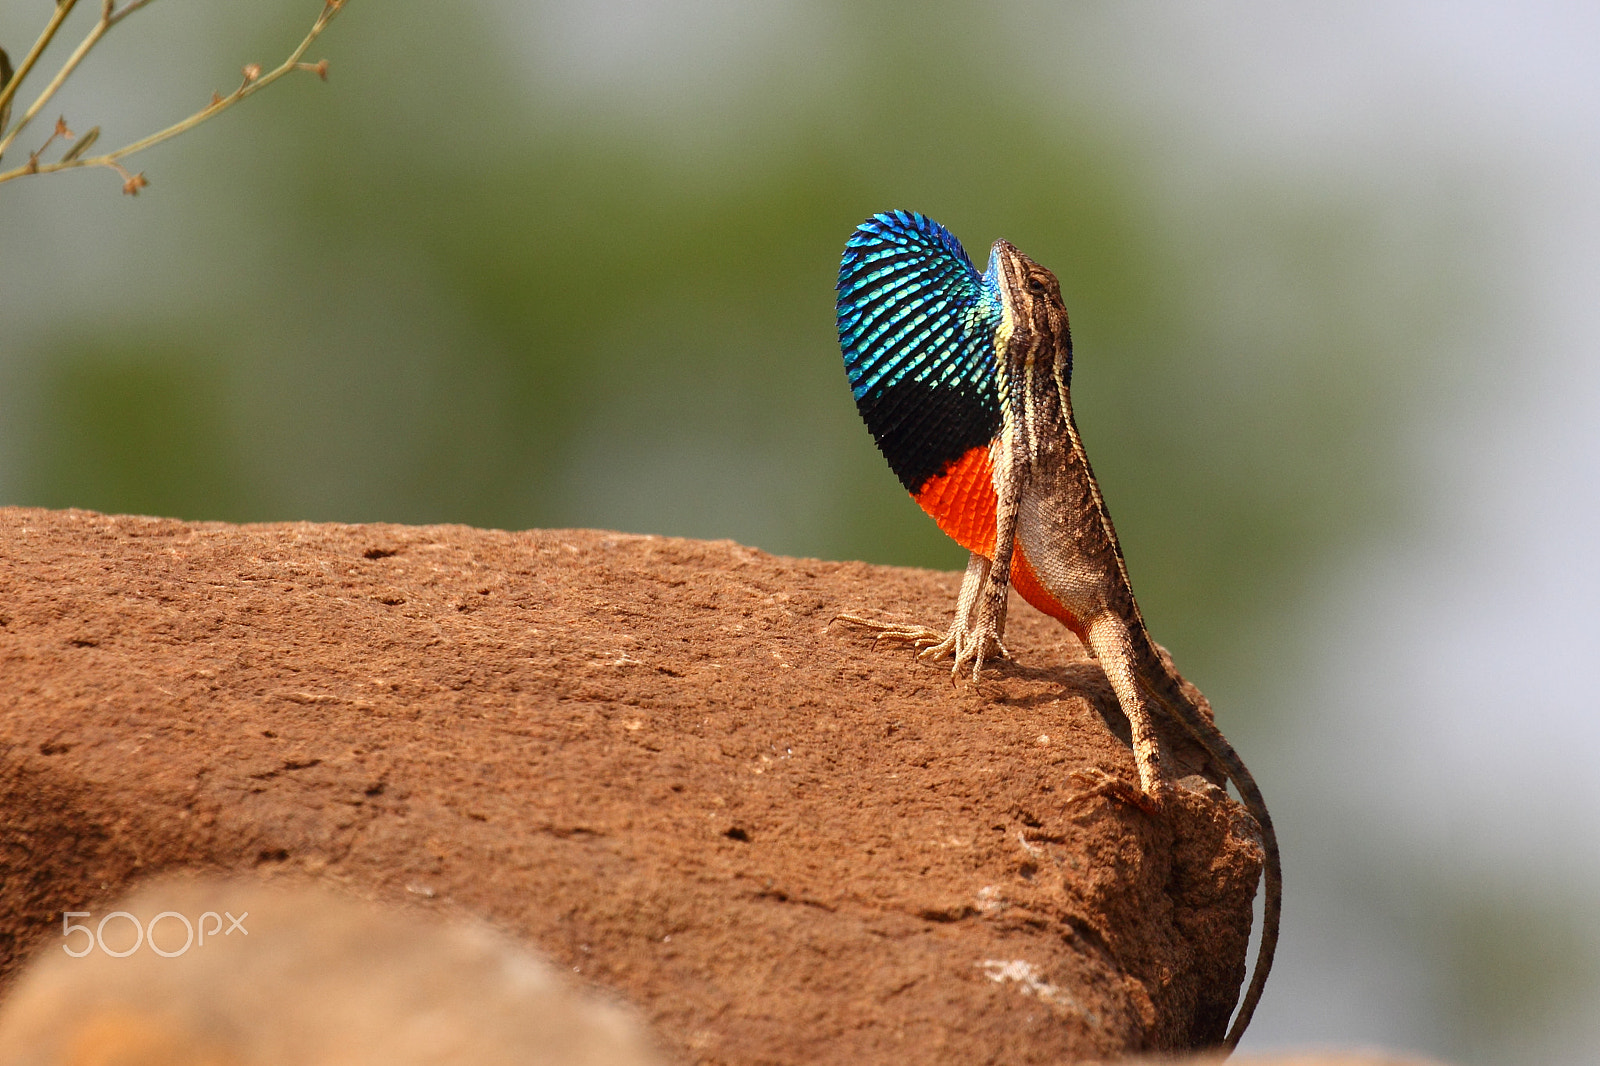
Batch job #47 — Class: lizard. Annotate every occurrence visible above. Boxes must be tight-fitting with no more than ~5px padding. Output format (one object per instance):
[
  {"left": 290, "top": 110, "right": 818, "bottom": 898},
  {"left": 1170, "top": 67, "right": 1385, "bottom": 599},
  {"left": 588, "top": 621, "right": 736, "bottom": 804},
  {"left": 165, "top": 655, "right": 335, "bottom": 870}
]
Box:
[{"left": 830, "top": 210, "right": 1279, "bottom": 1051}]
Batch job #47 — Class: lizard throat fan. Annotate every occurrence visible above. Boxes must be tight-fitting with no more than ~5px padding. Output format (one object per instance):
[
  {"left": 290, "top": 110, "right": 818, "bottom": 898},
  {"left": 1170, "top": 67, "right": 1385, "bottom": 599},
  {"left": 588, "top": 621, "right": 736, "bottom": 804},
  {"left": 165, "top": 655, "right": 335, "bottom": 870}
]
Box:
[
  {"left": 836, "top": 211, "right": 1092, "bottom": 633},
  {"left": 836, "top": 211, "right": 1005, "bottom": 497},
  {"left": 837, "top": 210, "right": 1079, "bottom": 573}
]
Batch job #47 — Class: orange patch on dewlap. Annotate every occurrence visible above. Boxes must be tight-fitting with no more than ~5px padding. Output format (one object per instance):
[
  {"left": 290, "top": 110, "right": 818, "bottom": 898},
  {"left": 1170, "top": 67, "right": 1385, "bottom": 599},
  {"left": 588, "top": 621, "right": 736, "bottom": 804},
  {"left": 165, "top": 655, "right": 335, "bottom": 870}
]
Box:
[
  {"left": 913, "top": 446, "right": 999, "bottom": 556},
  {"left": 912, "top": 446, "right": 1086, "bottom": 641}
]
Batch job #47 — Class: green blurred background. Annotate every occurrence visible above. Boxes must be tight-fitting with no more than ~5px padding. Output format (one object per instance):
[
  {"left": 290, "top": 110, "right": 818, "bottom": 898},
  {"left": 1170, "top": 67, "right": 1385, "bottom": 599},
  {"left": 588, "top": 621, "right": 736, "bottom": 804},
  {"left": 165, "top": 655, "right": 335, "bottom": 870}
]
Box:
[{"left": 4, "top": 3, "right": 1598, "bottom": 1062}]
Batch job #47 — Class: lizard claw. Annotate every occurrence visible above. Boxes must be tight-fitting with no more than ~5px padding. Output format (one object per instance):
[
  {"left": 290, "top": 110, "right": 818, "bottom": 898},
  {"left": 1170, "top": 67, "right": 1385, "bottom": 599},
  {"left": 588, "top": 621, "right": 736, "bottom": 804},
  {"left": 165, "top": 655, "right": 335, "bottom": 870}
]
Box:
[
  {"left": 1067, "top": 768, "right": 1165, "bottom": 815},
  {"left": 833, "top": 613, "right": 949, "bottom": 654},
  {"left": 949, "top": 620, "right": 1009, "bottom": 683},
  {"left": 834, "top": 610, "right": 1006, "bottom": 683}
]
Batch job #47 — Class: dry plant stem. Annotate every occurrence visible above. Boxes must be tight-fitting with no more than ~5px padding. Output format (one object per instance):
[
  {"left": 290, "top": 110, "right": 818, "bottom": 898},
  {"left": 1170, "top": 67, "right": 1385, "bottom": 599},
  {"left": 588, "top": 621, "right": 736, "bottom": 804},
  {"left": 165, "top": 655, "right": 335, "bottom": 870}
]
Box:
[
  {"left": 0, "top": 0, "right": 81, "bottom": 147},
  {"left": 0, "top": 0, "right": 131, "bottom": 163},
  {"left": 0, "top": 0, "right": 344, "bottom": 189},
  {"left": 0, "top": 1, "right": 80, "bottom": 149}
]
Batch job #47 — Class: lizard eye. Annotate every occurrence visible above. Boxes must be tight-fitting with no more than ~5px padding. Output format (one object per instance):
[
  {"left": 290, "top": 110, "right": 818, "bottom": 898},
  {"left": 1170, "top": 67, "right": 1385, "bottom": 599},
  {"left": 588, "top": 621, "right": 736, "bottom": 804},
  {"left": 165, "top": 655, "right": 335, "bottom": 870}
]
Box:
[{"left": 1024, "top": 275, "right": 1049, "bottom": 295}]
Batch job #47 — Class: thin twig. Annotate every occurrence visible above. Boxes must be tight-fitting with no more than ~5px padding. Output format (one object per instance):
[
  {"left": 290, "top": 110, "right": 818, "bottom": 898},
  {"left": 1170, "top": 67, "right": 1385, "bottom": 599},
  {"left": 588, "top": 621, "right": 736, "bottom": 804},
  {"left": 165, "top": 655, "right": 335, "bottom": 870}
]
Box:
[
  {"left": 0, "top": 0, "right": 115, "bottom": 163},
  {"left": 107, "top": 0, "right": 161, "bottom": 29},
  {"left": 0, "top": 0, "right": 82, "bottom": 151},
  {"left": 0, "top": 0, "right": 346, "bottom": 191},
  {"left": 25, "top": 116, "right": 75, "bottom": 172}
]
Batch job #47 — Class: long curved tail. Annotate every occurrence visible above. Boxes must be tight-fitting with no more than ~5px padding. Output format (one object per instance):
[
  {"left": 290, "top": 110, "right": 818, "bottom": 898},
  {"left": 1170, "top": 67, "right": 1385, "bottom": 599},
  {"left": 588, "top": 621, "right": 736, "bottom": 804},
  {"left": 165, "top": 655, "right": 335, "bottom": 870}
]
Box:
[{"left": 1143, "top": 642, "right": 1281, "bottom": 1051}]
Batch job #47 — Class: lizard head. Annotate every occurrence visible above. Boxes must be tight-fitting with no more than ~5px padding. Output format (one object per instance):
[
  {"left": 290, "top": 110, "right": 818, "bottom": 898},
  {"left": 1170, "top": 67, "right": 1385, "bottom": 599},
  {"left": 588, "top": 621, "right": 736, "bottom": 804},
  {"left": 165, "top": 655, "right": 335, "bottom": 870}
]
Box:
[{"left": 988, "top": 239, "right": 1073, "bottom": 383}]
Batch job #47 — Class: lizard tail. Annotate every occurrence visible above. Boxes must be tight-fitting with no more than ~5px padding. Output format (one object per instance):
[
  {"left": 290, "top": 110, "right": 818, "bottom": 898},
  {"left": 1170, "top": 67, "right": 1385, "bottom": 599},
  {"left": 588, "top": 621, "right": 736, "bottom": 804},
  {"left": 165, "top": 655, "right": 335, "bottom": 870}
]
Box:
[{"left": 1144, "top": 643, "right": 1281, "bottom": 1052}]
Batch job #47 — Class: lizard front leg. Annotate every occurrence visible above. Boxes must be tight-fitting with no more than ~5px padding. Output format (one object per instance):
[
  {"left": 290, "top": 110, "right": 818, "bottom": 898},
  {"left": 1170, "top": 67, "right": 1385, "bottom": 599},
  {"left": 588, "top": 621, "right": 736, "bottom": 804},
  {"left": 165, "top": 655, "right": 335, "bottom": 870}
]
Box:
[{"left": 951, "top": 433, "right": 1023, "bottom": 681}]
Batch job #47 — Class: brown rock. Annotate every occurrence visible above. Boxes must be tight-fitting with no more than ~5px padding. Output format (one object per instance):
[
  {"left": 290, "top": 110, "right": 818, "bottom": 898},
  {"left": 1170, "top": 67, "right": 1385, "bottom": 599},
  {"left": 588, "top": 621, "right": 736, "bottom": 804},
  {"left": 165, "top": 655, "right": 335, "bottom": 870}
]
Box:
[{"left": 0, "top": 507, "right": 1264, "bottom": 1064}]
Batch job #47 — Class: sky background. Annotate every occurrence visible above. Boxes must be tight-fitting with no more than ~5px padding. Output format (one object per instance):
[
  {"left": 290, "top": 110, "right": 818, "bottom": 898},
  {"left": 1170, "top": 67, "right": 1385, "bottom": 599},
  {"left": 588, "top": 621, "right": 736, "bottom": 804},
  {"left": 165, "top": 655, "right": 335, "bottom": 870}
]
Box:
[{"left": 2, "top": 2, "right": 1597, "bottom": 1062}]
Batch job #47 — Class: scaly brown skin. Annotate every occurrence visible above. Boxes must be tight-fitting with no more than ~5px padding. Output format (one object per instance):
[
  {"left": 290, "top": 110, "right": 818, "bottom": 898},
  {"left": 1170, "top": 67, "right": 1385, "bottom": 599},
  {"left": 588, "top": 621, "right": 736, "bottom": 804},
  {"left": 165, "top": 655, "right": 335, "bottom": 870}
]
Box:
[{"left": 838, "top": 241, "right": 1280, "bottom": 1052}]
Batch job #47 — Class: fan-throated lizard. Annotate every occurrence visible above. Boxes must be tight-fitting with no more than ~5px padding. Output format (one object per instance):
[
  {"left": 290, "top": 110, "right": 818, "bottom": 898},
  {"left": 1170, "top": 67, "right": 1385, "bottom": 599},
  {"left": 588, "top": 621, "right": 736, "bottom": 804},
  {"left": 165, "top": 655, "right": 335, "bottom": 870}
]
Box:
[{"left": 830, "top": 210, "right": 1279, "bottom": 1050}]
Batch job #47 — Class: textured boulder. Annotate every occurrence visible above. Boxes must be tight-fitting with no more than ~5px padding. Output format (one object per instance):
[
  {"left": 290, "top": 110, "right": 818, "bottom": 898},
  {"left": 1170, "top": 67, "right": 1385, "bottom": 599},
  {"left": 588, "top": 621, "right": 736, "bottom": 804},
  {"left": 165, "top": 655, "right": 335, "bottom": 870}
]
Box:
[{"left": 0, "top": 507, "right": 1265, "bottom": 1064}]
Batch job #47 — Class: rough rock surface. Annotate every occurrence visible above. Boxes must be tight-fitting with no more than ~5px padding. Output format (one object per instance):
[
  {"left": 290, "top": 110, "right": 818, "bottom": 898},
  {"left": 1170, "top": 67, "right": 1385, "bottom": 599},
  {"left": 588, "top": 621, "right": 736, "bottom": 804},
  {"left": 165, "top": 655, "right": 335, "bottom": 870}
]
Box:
[{"left": 0, "top": 507, "right": 1264, "bottom": 1064}]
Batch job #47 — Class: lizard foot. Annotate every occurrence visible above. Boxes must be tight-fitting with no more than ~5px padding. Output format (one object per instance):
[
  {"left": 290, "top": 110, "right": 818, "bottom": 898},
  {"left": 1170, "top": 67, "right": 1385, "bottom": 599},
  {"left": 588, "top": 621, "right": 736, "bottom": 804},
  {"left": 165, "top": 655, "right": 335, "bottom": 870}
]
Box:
[
  {"left": 832, "top": 613, "right": 1004, "bottom": 681},
  {"left": 831, "top": 613, "right": 947, "bottom": 652},
  {"left": 950, "top": 620, "right": 1010, "bottom": 684},
  {"left": 1067, "top": 768, "right": 1164, "bottom": 816}
]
